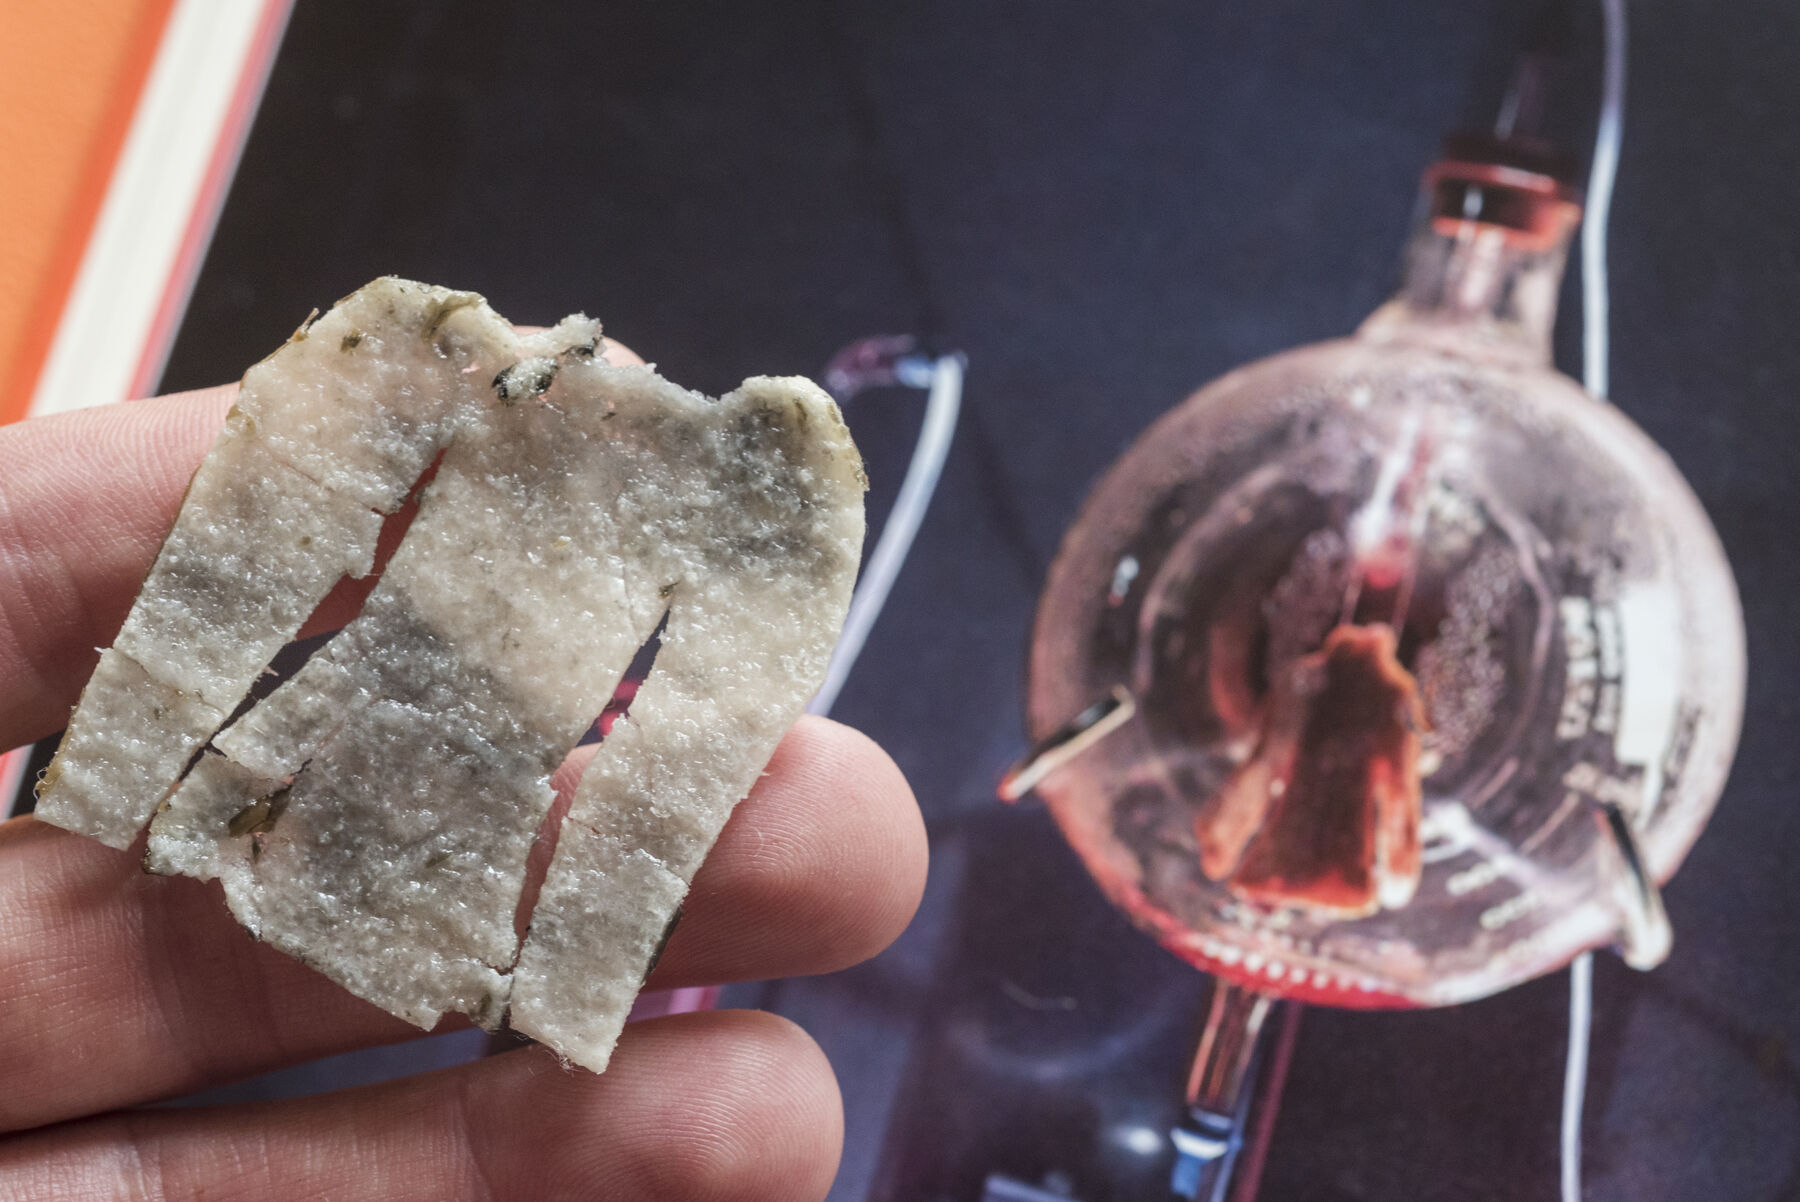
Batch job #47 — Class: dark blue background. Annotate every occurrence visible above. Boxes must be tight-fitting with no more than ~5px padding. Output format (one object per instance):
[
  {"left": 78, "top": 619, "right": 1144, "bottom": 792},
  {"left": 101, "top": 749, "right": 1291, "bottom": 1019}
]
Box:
[{"left": 158, "top": 3, "right": 1800, "bottom": 1198}]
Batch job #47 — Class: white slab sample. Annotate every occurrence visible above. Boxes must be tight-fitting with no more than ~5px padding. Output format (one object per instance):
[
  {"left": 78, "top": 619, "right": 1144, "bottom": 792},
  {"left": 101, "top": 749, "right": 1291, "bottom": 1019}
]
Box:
[{"left": 37, "top": 278, "right": 866, "bottom": 1069}]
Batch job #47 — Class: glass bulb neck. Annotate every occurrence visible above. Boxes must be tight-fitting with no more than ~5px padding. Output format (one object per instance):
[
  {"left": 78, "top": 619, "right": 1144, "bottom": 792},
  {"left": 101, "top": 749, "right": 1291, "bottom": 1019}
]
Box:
[{"left": 1359, "top": 152, "right": 1581, "bottom": 370}]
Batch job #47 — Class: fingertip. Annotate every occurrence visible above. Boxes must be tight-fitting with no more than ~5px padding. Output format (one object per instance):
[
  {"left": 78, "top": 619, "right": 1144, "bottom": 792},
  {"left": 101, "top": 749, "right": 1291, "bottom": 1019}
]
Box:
[
  {"left": 782, "top": 715, "right": 929, "bottom": 948},
  {"left": 601, "top": 338, "right": 646, "bottom": 368},
  {"left": 482, "top": 1011, "right": 842, "bottom": 1202},
  {"left": 616, "top": 1011, "right": 844, "bottom": 1202},
  {"left": 654, "top": 716, "right": 927, "bottom": 987}
]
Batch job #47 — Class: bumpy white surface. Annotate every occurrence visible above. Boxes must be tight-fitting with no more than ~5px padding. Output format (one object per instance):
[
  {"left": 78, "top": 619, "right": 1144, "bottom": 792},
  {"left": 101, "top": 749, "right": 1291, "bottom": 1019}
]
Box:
[
  {"left": 510, "top": 376, "right": 867, "bottom": 1067},
  {"left": 38, "top": 278, "right": 865, "bottom": 1067},
  {"left": 37, "top": 282, "right": 502, "bottom": 846}
]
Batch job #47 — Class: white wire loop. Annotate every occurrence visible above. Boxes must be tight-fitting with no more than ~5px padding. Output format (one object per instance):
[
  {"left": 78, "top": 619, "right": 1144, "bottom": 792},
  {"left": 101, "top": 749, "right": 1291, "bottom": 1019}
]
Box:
[
  {"left": 1565, "top": 2, "right": 1627, "bottom": 1200},
  {"left": 809, "top": 352, "right": 964, "bottom": 718}
]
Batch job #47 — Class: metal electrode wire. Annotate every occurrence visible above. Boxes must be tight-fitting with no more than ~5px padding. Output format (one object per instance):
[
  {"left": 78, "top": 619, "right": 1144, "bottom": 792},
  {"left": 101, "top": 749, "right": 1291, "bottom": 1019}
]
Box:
[{"left": 1564, "top": 1, "right": 1626, "bottom": 1199}]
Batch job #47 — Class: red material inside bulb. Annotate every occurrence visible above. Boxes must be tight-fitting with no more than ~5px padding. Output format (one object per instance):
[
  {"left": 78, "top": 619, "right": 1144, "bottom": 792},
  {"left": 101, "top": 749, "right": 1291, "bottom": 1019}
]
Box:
[{"left": 1196, "top": 623, "right": 1426, "bottom": 916}]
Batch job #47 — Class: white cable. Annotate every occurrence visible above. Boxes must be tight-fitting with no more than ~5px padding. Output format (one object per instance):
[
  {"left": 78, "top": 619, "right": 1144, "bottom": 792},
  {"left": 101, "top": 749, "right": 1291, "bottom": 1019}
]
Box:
[
  {"left": 1582, "top": 0, "right": 1628, "bottom": 403},
  {"left": 1562, "top": 950, "right": 1595, "bottom": 1202},
  {"left": 809, "top": 352, "right": 964, "bottom": 717},
  {"left": 1564, "top": 3, "right": 1627, "bottom": 1200}
]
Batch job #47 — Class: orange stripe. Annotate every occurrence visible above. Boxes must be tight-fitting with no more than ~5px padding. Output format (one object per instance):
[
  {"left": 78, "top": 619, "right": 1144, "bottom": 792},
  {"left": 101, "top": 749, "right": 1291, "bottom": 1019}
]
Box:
[{"left": 0, "top": 0, "right": 178, "bottom": 427}]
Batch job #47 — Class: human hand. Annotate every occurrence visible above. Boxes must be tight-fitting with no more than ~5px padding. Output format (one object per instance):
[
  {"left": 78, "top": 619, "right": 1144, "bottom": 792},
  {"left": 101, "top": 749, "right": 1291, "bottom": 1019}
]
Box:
[{"left": 0, "top": 353, "right": 927, "bottom": 1200}]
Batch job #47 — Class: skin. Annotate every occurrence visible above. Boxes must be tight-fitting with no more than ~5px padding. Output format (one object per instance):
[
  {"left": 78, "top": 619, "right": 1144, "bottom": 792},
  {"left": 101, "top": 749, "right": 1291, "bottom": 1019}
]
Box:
[{"left": 0, "top": 338, "right": 928, "bottom": 1201}]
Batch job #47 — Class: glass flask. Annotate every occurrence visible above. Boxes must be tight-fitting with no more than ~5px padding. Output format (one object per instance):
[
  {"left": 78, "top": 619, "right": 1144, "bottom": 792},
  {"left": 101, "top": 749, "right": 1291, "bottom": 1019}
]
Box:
[{"left": 1009, "top": 134, "right": 1746, "bottom": 1197}]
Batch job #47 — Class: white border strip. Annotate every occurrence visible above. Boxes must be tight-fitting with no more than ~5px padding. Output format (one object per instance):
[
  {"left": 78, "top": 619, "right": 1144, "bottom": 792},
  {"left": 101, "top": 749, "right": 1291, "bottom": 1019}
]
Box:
[{"left": 26, "top": 0, "right": 277, "bottom": 419}]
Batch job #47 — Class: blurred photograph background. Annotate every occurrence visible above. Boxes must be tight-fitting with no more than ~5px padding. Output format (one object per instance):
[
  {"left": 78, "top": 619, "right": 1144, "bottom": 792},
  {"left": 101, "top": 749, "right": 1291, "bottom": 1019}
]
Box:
[{"left": 4, "top": 3, "right": 1797, "bottom": 1200}]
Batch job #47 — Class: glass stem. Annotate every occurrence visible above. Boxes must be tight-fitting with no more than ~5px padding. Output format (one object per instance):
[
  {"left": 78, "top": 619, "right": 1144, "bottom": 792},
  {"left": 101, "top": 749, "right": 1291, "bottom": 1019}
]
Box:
[{"left": 1170, "top": 981, "right": 1273, "bottom": 1201}]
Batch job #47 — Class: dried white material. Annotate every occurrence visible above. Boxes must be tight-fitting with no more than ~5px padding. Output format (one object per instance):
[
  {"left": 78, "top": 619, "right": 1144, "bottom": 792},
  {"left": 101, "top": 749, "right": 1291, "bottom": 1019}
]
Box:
[
  {"left": 38, "top": 278, "right": 865, "bottom": 1067},
  {"left": 37, "top": 282, "right": 507, "bottom": 846},
  {"left": 512, "top": 378, "right": 866, "bottom": 1065}
]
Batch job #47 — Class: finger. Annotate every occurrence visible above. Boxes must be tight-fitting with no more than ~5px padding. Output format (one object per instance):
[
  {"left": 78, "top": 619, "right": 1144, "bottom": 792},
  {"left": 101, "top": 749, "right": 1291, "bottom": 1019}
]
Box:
[
  {"left": 654, "top": 715, "right": 926, "bottom": 988},
  {"left": 0, "top": 715, "right": 923, "bottom": 1131},
  {"left": 0, "top": 1010, "right": 842, "bottom": 1202},
  {"left": 595, "top": 335, "right": 644, "bottom": 367},
  {"left": 0, "top": 385, "right": 237, "bottom": 750},
  {"left": 0, "top": 337, "right": 645, "bottom": 751},
  {"left": 536, "top": 714, "right": 925, "bottom": 989}
]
